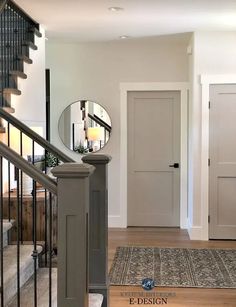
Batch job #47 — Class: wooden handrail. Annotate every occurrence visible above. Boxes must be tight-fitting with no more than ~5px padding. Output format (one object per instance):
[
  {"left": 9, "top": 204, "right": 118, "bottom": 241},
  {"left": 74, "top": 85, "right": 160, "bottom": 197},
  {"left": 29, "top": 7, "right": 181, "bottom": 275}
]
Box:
[
  {"left": 0, "top": 108, "right": 74, "bottom": 163},
  {"left": 0, "top": 141, "right": 57, "bottom": 194},
  {"left": 0, "top": 0, "right": 8, "bottom": 14},
  {"left": 3, "top": 0, "right": 39, "bottom": 28}
]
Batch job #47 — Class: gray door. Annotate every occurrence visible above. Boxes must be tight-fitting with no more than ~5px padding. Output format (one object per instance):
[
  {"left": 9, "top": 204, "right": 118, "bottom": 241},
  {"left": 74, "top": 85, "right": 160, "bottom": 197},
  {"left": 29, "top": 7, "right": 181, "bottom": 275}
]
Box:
[
  {"left": 127, "top": 91, "right": 180, "bottom": 226},
  {"left": 209, "top": 84, "right": 236, "bottom": 239}
]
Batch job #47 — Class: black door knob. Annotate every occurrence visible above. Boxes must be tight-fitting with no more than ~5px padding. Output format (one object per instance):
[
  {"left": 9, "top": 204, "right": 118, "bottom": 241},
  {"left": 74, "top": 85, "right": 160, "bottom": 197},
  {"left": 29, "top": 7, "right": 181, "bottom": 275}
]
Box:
[{"left": 169, "top": 163, "right": 179, "bottom": 168}]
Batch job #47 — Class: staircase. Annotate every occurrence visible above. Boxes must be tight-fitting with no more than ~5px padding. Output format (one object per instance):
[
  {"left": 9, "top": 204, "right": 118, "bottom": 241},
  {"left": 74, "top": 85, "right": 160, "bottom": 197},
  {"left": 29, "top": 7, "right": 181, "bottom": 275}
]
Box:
[
  {"left": 0, "top": 0, "right": 41, "bottom": 115},
  {"left": 0, "top": 1, "right": 109, "bottom": 307}
]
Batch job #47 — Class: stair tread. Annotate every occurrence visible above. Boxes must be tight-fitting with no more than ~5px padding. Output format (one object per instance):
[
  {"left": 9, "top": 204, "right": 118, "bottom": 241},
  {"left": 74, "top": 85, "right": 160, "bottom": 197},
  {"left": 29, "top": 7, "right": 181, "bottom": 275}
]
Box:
[
  {"left": 2, "top": 88, "right": 21, "bottom": 95},
  {"left": 8, "top": 268, "right": 57, "bottom": 307},
  {"left": 10, "top": 70, "right": 27, "bottom": 79},
  {"left": 2, "top": 107, "right": 15, "bottom": 114},
  {"left": 3, "top": 219, "right": 14, "bottom": 234},
  {"left": 0, "top": 71, "right": 27, "bottom": 80},
  {"left": 1, "top": 245, "right": 43, "bottom": 284},
  {"left": 8, "top": 268, "right": 103, "bottom": 307},
  {"left": 17, "top": 55, "right": 33, "bottom": 64},
  {"left": 1, "top": 245, "right": 43, "bottom": 305},
  {"left": 22, "top": 41, "right": 38, "bottom": 50},
  {"left": 29, "top": 27, "right": 42, "bottom": 38}
]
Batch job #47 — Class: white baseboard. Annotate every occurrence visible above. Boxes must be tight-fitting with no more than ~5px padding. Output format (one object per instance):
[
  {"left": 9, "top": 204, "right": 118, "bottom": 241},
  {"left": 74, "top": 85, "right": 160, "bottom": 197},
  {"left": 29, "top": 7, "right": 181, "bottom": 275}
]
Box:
[
  {"left": 180, "top": 218, "right": 188, "bottom": 229},
  {"left": 188, "top": 226, "right": 203, "bottom": 240},
  {"left": 108, "top": 215, "right": 126, "bottom": 228},
  {"left": 187, "top": 219, "right": 208, "bottom": 241}
]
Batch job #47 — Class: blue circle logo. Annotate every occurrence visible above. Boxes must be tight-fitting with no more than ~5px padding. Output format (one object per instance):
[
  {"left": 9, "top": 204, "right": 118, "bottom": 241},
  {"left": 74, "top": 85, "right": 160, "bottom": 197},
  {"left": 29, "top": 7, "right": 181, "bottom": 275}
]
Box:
[{"left": 141, "top": 278, "right": 155, "bottom": 290}]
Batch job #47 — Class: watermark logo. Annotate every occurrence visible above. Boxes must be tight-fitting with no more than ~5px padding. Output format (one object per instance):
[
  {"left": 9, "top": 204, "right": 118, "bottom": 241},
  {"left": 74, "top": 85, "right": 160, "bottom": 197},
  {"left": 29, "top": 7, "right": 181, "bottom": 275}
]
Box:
[
  {"left": 141, "top": 278, "right": 155, "bottom": 291},
  {"left": 119, "top": 278, "right": 175, "bottom": 305}
]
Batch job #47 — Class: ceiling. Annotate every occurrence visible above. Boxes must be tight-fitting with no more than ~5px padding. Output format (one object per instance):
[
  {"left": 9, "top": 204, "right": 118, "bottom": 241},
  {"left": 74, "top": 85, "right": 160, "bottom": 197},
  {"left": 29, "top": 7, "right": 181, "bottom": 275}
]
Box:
[{"left": 15, "top": 0, "right": 236, "bottom": 42}]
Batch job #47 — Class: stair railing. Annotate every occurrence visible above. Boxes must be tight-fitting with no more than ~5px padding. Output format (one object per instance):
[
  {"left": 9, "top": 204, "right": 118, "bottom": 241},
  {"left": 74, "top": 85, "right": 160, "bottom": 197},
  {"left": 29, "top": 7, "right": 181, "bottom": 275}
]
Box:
[
  {"left": 0, "top": 139, "right": 95, "bottom": 307},
  {"left": 0, "top": 108, "right": 111, "bottom": 307}
]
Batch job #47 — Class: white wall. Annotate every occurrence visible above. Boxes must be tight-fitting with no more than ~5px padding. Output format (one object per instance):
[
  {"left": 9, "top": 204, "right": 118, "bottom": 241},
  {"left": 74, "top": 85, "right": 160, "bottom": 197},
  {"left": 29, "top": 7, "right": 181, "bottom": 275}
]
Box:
[
  {"left": 1, "top": 27, "right": 46, "bottom": 192},
  {"left": 46, "top": 34, "right": 190, "bottom": 226},
  {"left": 188, "top": 31, "right": 236, "bottom": 239},
  {"left": 11, "top": 26, "right": 46, "bottom": 134}
]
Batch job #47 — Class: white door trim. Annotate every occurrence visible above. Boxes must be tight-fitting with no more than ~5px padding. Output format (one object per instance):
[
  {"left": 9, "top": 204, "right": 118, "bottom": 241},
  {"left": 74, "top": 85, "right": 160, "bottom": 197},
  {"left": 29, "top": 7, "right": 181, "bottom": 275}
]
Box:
[
  {"left": 200, "top": 75, "right": 236, "bottom": 240},
  {"left": 120, "top": 82, "right": 189, "bottom": 228}
]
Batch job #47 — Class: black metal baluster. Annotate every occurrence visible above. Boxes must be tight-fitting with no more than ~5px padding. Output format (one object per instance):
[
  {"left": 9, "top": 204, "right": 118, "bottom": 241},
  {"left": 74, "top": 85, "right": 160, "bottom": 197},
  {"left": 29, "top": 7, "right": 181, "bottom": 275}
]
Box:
[
  {"left": 0, "top": 156, "right": 4, "bottom": 306},
  {"left": 20, "top": 131, "right": 23, "bottom": 243},
  {"left": 32, "top": 140, "right": 38, "bottom": 307},
  {"left": 23, "top": 17, "right": 26, "bottom": 55},
  {"left": 0, "top": 8, "right": 3, "bottom": 107},
  {"left": 13, "top": 7, "right": 16, "bottom": 72},
  {"left": 72, "top": 123, "right": 75, "bottom": 150},
  {"left": 3, "top": 5, "right": 6, "bottom": 107},
  {"left": 49, "top": 192, "right": 52, "bottom": 307},
  {"left": 9, "top": 6, "right": 12, "bottom": 74},
  {"left": 7, "top": 122, "right": 11, "bottom": 223},
  {"left": 16, "top": 167, "right": 21, "bottom": 307},
  {"left": 6, "top": 4, "right": 9, "bottom": 88},
  {"left": 44, "top": 150, "right": 48, "bottom": 267},
  {"left": 17, "top": 12, "right": 19, "bottom": 60}
]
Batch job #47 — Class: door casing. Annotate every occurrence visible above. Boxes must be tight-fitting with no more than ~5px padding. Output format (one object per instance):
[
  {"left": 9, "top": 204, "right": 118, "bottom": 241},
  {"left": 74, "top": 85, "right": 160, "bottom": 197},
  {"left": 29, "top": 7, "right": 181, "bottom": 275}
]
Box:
[{"left": 119, "top": 82, "right": 189, "bottom": 229}]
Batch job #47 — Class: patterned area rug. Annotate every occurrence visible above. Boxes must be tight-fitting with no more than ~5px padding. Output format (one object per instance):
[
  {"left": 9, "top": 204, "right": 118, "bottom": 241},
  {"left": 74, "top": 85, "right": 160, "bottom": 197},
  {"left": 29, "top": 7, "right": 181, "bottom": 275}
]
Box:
[{"left": 109, "top": 247, "right": 236, "bottom": 288}]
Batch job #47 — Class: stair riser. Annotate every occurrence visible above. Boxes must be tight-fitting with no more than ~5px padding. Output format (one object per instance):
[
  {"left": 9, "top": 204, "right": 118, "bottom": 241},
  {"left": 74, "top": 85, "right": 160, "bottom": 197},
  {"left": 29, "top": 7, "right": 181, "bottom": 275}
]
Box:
[
  {"left": 3, "top": 231, "right": 8, "bottom": 249},
  {"left": 0, "top": 94, "right": 11, "bottom": 108},
  {"left": 0, "top": 33, "right": 35, "bottom": 44},
  {"left": 1, "top": 61, "right": 24, "bottom": 72},
  {"left": 0, "top": 78, "right": 17, "bottom": 89},
  {"left": 2, "top": 221, "right": 14, "bottom": 248},
  {"left": 1, "top": 57, "right": 28, "bottom": 70}
]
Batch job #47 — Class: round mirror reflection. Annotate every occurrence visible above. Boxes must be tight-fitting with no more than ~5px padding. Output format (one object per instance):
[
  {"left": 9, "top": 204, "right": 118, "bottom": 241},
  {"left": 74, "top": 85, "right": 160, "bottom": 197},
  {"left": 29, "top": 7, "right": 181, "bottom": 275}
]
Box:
[{"left": 58, "top": 100, "right": 112, "bottom": 154}]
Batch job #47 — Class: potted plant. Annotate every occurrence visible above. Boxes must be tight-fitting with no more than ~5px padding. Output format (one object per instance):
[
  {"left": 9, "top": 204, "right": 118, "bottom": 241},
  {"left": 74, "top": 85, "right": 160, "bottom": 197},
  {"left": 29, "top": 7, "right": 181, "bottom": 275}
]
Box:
[
  {"left": 74, "top": 142, "right": 89, "bottom": 154},
  {"left": 45, "top": 152, "right": 58, "bottom": 177}
]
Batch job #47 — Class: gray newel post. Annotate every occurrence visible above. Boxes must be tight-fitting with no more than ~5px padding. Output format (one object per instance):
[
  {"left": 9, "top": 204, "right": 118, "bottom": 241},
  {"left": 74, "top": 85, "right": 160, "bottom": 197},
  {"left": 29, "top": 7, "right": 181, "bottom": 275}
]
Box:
[
  {"left": 81, "top": 154, "right": 112, "bottom": 307},
  {"left": 52, "top": 163, "right": 95, "bottom": 307}
]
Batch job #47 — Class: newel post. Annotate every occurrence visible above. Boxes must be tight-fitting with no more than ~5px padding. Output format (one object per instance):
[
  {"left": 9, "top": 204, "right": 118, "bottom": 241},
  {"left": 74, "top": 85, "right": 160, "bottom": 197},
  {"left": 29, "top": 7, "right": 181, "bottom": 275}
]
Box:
[
  {"left": 82, "top": 154, "right": 112, "bottom": 307},
  {"left": 52, "top": 163, "right": 95, "bottom": 307}
]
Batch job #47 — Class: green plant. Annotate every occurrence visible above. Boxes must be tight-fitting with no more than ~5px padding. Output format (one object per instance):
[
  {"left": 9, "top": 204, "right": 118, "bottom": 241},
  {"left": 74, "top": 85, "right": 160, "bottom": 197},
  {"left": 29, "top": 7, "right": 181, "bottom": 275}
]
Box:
[
  {"left": 45, "top": 152, "right": 58, "bottom": 167},
  {"left": 74, "top": 142, "right": 89, "bottom": 154}
]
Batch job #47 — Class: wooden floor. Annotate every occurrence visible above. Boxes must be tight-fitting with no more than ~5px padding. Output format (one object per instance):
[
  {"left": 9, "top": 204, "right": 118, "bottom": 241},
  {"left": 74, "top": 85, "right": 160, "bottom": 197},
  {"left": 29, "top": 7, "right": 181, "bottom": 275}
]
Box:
[{"left": 108, "top": 228, "right": 236, "bottom": 307}]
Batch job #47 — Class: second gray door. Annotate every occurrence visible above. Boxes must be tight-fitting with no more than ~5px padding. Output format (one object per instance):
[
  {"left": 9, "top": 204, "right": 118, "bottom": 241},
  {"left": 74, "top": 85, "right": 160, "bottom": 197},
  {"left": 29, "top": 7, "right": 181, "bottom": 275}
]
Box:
[
  {"left": 127, "top": 91, "right": 180, "bottom": 227},
  {"left": 209, "top": 84, "right": 236, "bottom": 239}
]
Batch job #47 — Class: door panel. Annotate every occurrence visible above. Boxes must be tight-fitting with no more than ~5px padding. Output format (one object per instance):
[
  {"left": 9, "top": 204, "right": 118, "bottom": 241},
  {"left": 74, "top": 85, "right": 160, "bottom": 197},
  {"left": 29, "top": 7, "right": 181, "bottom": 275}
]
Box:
[
  {"left": 209, "top": 84, "right": 236, "bottom": 239},
  {"left": 127, "top": 91, "right": 180, "bottom": 227}
]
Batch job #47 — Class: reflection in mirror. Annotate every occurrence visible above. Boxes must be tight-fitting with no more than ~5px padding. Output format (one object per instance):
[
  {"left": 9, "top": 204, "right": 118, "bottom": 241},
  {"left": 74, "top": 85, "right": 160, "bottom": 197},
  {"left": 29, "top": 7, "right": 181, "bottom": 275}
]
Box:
[{"left": 58, "top": 100, "right": 112, "bottom": 153}]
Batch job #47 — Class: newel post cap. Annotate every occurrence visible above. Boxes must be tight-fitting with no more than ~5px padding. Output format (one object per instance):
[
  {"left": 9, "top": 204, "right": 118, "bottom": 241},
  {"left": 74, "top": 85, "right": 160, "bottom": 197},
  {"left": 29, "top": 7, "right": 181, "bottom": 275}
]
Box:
[
  {"left": 81, "top": 154, "right": 112, "bottom": 165},
  {"left": 51, "top": 163, "right": 95, "bottom": 178}
]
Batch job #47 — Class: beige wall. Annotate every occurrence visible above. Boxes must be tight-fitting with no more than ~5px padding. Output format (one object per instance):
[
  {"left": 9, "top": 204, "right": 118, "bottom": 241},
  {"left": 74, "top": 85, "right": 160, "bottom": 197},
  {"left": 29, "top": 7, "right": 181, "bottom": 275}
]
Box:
[{"left": 46, "top": 34, "right": 190, "bottom": 225}]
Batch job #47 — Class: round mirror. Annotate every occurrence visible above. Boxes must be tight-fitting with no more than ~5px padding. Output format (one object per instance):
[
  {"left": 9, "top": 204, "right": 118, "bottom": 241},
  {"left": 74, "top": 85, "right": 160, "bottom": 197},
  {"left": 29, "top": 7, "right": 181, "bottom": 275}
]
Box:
[{"left": 58, "top": 100, "right": 112, "bottom": 154}]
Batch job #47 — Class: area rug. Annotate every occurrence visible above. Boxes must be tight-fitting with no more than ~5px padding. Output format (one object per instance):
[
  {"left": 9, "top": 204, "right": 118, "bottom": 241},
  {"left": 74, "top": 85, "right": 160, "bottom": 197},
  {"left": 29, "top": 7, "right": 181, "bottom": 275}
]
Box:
[{"left": 109, "top": 247, "right": 236, "bottom": 288}]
